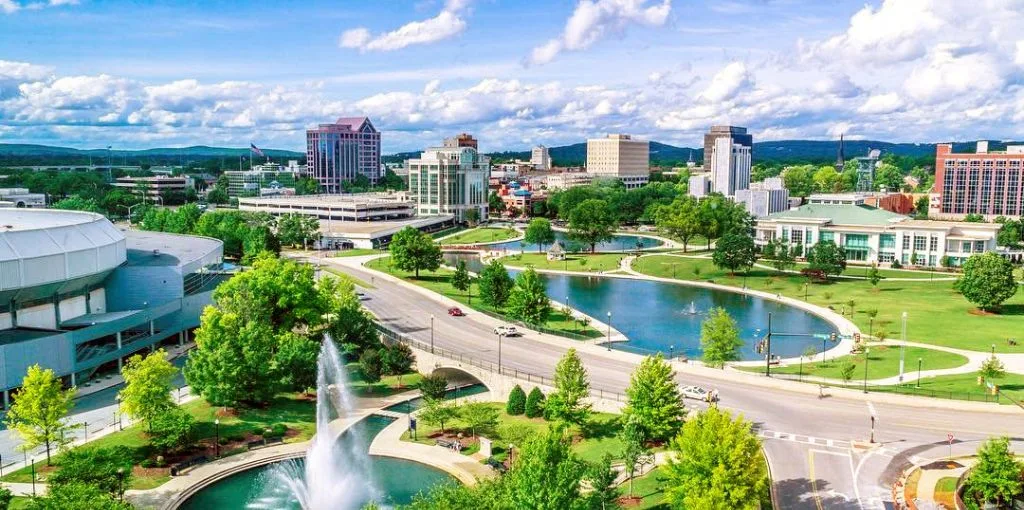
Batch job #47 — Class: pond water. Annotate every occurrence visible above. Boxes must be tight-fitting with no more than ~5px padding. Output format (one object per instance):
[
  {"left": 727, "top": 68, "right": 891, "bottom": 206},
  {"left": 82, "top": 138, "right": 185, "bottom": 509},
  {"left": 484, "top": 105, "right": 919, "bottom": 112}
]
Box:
[
  {"left": 484, "top": 231, "right": 662, "bottom": 253},
  {"left": 443, "top": 253, "right": 837, "bottom": 361},
  {"left": 178, "top": 415, "right": 453, "bottom": 510}
]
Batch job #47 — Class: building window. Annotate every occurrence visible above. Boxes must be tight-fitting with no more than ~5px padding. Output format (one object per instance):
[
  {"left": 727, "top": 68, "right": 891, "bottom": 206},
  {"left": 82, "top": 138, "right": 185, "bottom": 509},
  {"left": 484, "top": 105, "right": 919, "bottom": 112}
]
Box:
[
  {"left": 820, "top": 231, "right": 834, "bottom": 243},
  {"left": 790, "top": 229, "right": 803, "bottom": 245},
  {"left": 929, "top": 236, "right": 938, "bottom": 252},
  {"left": 878, "top": 252, "right": 895, "bottom": 263},
  {"left": 879, "top": 234, "right": 895, "bottom": 249},
  {"left": 913, "top": 235, "right": 926, "bottom": 251},
  {"left": 974, "top": 240, "right": 986, "bottom": 252},
  {"left": 902, "top": 235, "right": 911, "bottom": 250}
]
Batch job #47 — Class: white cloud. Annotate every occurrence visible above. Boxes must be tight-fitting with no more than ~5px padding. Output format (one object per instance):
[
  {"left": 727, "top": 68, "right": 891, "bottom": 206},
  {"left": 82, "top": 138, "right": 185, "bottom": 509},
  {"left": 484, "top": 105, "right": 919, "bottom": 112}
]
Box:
[
  {"left": 857, "top": 93, "right": 903, "bottom": 114},
  {"left": 423, "top": 79, "right": 441, "bottom": 95},
  {"left": 904, "top": 44, "right": 1006, "bottom": 103},
  {"left": 812, "top": 75, "right": 861, "bottom": 99},
  {"left": 1014, "top": 40, "right": 1024, "bottom": 66},
  {"left": 529, "top": 0, "right": 671, "bottom": 65},
  {"left": 699, "top": 62, "right": 752, "bottom": 102},
  {"left": 1, "top": 0, "right": 76, "bottom": 14},
  {"left": 801, "top": 0, "right": 945, "bottom": 64},
  {"left": 339, "top": 1, "right": 471, "bottom": 52}
]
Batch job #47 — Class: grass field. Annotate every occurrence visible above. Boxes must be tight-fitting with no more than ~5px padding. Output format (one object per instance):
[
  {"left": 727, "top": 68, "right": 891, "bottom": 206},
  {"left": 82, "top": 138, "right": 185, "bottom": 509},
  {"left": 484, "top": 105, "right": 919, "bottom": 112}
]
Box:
[
  {"left": 323, "top": 266, "right": 375, "bottom": 288},
  {"left": 401, "top": 403, "right": 629, "bottom": 464},
  {"left": 439, "top": 227, "right": 520, "bottom": 245},
  {"left": 332, "top": 248, "right": 381, "bottom": 258},
  {"left": 365, "top": 256, "right": 602, "bottom": 339},
  {"left": 347, "top": 364, "right": 423, "bottom": 398},
  {"left": 631, "top": 254, "right": 1024, "bottom": 353},
  {"left": 736, "top": 344, "right": 969, "bottom": 380},
  {"left": 497, "top": 252, "right": 627, "bottom": 273},
  {"left": 783, "top": 260, "right": 953, "bottom": 280},
  {"left": 0, "top": 393, "right": 318, "bottom": 489},
  {"left": 885, "top": 371, "right": 1024, "bottom": 403}
]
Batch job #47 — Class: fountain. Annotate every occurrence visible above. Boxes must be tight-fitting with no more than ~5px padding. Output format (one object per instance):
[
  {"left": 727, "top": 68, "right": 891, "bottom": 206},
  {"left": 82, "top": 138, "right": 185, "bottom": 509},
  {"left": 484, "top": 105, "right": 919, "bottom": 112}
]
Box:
[
  {"left": 685, "top": 301, "right": 698, "bottom": 315},
  {"left": 250, "top": 338, "right": 380, "bottom": 510}
]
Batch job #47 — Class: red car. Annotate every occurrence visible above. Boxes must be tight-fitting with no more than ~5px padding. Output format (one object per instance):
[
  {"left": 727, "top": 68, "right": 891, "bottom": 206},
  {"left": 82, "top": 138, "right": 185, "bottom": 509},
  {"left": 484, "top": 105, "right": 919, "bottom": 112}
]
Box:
[{"left": 447, "top": 307, "right": 465, "bottom": 317}]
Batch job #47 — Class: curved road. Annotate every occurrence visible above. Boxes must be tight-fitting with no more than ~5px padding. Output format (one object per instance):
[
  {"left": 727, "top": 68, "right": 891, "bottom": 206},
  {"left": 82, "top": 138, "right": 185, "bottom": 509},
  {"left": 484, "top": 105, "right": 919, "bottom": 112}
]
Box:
[{"left": 328, "top": 257, "right": 1023, "bottom": 510}]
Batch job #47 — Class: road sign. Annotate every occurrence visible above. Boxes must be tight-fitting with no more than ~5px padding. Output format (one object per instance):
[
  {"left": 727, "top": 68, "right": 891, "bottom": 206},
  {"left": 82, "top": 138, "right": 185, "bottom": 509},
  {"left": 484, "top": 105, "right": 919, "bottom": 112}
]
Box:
[{"left": 947, "top": 433, "right": 954, "bottom": 444}]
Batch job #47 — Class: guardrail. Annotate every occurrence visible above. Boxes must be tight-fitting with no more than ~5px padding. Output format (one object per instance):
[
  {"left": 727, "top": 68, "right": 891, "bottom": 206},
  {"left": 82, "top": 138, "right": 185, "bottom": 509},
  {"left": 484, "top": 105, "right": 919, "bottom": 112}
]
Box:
[
  {"left": 374, "top": 323, "right": 627, "bottom": 403},
  {"left": 763, "top": 372, "right": 1011, "bottom": 405}
]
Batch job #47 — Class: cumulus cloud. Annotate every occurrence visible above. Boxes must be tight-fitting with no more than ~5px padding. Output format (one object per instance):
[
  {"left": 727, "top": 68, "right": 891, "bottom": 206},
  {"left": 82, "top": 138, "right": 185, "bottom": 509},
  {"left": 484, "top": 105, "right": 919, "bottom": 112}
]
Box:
[
  {"left": 2, "top": 0, "right": 77, "bottom": 14},
  {"left": 339, "top": 0, "right": 471, "bottom": 52},
  {"left": 699, "top": 62, "right": 752, "bottom": 102},
  {"left": 529, "top": 0, "right": 671, "bottom": 65},
  {"left": 904, "top": 44, "right": 1006, "bottom": 103},
  {"left": 801, "top": 0, "right": 945, "bottom": 64},
  {"left": 857, "top": 93, "right": 903, "bottom": 114}
]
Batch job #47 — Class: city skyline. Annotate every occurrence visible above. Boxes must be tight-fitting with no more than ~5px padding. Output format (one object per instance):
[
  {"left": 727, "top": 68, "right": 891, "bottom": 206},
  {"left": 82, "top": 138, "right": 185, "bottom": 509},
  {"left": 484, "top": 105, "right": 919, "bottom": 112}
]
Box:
[{"left": 1, "top": 0, "right": 1023, "bottom": 152}]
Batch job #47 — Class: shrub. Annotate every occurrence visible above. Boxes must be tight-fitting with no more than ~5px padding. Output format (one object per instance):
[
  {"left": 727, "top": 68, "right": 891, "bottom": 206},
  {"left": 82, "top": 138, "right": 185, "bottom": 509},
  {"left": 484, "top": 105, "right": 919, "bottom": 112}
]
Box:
[
  {"left": 506, "top": 385, "right": 527, "bottom": 415},
  {"left": 252, "top": 427, "right": 265, "bottom": 436},
  {"left": 140, "top": 459, "right": 156, "bottom": 468},
  {"left": 150, "top": 407, "right": 196, "bottom": 454},
  {"left": 227, "top": 433, "right": 245, "bottom": 442},
  {"left": 525, "top": 387, "right": 546, "bottom": 418},
  {"left": 271, "top": 423, "right": 288, "bottom": 436},
  {"left": 418, "top": 373, "right": 448, "bottom": 401},
  {"left": 891, "top": 259, "right": 902, "bottom": 269},
  {"left": 217, "top": 437, "right": 229, "bottom": 445},
  {"left": 48, "top": 446, "right": 133, "bottom": 496}
]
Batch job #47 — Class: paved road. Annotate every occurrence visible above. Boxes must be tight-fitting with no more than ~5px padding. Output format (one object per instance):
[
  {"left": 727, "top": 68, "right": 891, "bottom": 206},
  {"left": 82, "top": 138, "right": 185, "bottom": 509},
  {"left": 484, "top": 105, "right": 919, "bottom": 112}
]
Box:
[{"left": 330, "top": 257, "right": 1024, "bottom": 510}]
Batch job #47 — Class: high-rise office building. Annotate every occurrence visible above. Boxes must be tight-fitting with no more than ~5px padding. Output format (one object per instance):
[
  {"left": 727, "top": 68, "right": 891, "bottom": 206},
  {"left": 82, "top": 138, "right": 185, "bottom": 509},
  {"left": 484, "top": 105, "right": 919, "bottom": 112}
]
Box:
[
  {"left": 531, "top": 145, "right": 551, "bottom": 170},
  {"left": 406, "top": 140, "right": 490, "bottom": 222},
  {"left": 735, "top": 177, "right": 789, "bottom": 217},
  {"left": 933, "top": 142, "right": 1024, "bottom": 219},
  {"left": 703, "top": 125, "right": 752, "bottom": 170},
  {"left": 443, "top": 133, "right": 478, "bottom": 150},
  {"left": 710, "top": 136, "right": 751, "bottom": 197},
  {"left": 306, "top": 117, "right": 381, "bottom": 193},
  {"left": 586, "top": 134, "right": 650, "bottom": 189}
]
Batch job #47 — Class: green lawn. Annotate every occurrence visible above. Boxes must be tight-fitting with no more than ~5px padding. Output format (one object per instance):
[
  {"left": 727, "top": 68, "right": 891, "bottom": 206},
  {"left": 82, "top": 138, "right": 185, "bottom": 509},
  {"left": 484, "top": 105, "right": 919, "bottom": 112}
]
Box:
[
  {"left": 401, "top": 403, "right": 628, "bottom": 463},
  {"left": 0, "top": 394, "right": 317, "bottom": 489},
  {"left": 323, "top": 266, "right": 375, "bottom": 289},
  {"left": 630, "top": 467, "right": 669, "bottom": 509},
  {"left": 365, "top": 256, "right": 602, "bottom": 339},
  {"left": 347, "top": 364, "right": 423, "bottom": 398},
  {"left": 878, "top": 371, "right": 1024, "bottom": 403},
  {"left": 430, "top": 226, "right": 467, "bottom": 240},
  {"left": 736, "top": 345, "right": 969, "bottom": 380},
  {"left": 332, "top": 248, "right": 382, "bottom": 258},
  {"left": 497, "top": 252, "right": 627, "bottom": 273},
  {"left": 9, "top": 497, "right": 31, "bottom": 510},
  {"left": 439, "top": 227, "right": 520, "bottom": 245},
  {"left": 631, "top": 254, "right": 1024, "bottom": 353},
  {"left": 783, "top": 260, "right": 953, "bottom": 280}
]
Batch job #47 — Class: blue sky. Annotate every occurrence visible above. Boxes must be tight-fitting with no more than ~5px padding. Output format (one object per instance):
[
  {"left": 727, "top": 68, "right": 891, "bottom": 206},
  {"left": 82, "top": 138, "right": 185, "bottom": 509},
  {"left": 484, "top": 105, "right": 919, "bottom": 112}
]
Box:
[{"left": 1, "top": 0, "right": 1023, "bottom": 153}]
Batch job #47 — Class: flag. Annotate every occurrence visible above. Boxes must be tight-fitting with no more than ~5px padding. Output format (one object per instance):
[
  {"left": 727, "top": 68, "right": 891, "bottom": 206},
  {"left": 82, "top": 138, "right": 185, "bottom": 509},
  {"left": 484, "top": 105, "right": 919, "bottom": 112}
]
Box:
[{"left": 250, "top": 143, "right": 265, "bottom": 157}]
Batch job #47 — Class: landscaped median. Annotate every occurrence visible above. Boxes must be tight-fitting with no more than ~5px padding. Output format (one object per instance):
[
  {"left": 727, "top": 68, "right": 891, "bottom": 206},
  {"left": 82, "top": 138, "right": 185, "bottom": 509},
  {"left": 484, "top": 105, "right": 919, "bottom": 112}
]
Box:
[
  {"left": 631, "top": 254, "right": 1024, "bottom": 353},
  {"left": 438, "top": 226, "right": 520, "bottom": 246},
  {"left": 496, "top": 252, "right": 627, "bottom": 273},
  {"left": 364, "top": 255, "right": 603, "bottom": 339},
  {"left": 734, "top": 344, "right": 970, "bottom": 381}
]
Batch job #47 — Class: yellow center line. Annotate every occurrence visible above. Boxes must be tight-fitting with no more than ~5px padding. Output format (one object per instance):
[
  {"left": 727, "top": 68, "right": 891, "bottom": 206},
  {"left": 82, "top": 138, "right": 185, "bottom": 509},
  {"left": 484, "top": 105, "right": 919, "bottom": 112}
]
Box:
[{"left": 808, "top": 450, "right": 824, "bottom": 510}]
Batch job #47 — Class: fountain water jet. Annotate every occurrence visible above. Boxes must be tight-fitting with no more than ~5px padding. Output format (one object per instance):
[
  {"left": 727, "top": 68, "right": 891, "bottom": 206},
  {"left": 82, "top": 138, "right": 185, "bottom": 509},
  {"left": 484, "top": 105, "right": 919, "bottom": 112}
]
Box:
[{"left": 252, "top": 337, "right": 380, "bottom": 510}]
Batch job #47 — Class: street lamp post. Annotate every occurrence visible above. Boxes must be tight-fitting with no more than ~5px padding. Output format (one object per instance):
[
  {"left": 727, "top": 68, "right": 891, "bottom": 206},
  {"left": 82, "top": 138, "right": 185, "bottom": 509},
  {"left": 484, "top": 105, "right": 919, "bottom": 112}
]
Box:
[
  {"left": 863, "top": 348, "right": 870, "bottom": 393},
  {"left": 430, "top": 315, "right": 435, "bottom": 354},
  {"left": 764, "top": 313, "right": 773, "bottom": 377},
  {"left": 496, "top": 332, "right": 504, "bottom": 372},
  {"left": 31, "top": 459, "right": 36, "bottom": 496},
  {"left": 898, "top": 311, "right": 907, "bottom": 384},
  {"left": 117, "top": 467, "right": 125, "bottom": 502},
  {"left": 606, "top": 311, "right": 612, "bottom": 350},
  {"left": 916, "top": 358, "right": 923, "bottom": 388},
  {"left": 215, "top": 419, "right": 221, "bottom": 458}
]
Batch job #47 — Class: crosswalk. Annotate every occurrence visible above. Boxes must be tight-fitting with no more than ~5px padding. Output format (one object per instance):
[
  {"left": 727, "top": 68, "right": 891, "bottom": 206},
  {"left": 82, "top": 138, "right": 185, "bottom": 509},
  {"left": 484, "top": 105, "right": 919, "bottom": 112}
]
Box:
[{"left": 759, "top": 429, "right": 851, "bottom": 450}]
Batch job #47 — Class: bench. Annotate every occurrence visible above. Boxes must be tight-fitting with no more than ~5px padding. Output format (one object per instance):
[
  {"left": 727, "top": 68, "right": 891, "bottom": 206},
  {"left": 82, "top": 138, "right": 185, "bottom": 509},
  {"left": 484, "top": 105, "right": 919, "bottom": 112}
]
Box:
[
  {"left": 170, "top": 455, "right": 210, "bottom": 476},
  {"left": 247, "top": 440, "right": 265, "bottom": 450},
  {"left": 800, "top": 268, "right": 828, "bottom": 282},
  {"left": 485, "top": 458, "right": 507, "bottom": 473}
]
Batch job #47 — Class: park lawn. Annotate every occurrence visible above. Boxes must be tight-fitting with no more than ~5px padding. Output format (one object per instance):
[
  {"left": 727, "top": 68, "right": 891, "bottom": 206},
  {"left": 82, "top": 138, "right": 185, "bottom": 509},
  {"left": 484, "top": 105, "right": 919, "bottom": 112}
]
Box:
[
  {"left": 934, "top": 477, "right": 959, "bottom": 509},
  {"left": 430, "top": 226, "right": 467, "bottom": 239},
  {"left": 0, "top": 394, "right": 318, "bottom": 489},
  {"left": 883, "top": 371, "right": 1024, "bottom": 404},
  {"left": 347, "top": 364, "right": 423, "bottom": 398},
  {"left": 9, "top": 497, "right": 31, "bottom": 510},
  {"left": 735, "top": 345, "right": 969, "bottom": 380},
  {"left": 497, "top": 252, "right": 626, "bottom": 273},
  {"left": 439, "top": 227, "right": 519, "bottom": 245},
  {"left": 630, "top": 467, "right": 669, "bottom": 509},
  {"left": 365, "top": 256, "right": 602, "bottom": 339},
  {"left": 333, "top": 248, "right": 381, "bottom": 258},
  {"left": 783, "top": 260, "right": 952, "bottom": 280},
  {"left": 323, "top": 266, "right": 375, "bottom": 289},
  {"left": 631, "top": 254, "right": 1024, "bottom": 354},
  {"left": 400, "top": 403, "right": 627, "bottom": 463}
]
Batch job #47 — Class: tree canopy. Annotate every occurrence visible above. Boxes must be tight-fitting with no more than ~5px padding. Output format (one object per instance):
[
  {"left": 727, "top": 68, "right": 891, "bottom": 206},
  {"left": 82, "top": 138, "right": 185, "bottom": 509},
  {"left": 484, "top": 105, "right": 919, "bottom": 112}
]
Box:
[
  {"left": 506, "top": 267, "right": 552, "bottom": 325},
  {"left": 701, "top": 308, "right": 743, "bottom": 368},
  {"left": 655, "top": 195, "right": 701, "bottom": 252},
  {"left": 118, "top": 349, "right": 177, "bottom": 432},
  {"left": 568, "top": 199, "right": 617, "bottom": 253},
  {"left": 478, "top": 260, "right": 514, "bottom": 308},
  {"left": 712, "top": 230, "right": 757, "bottom": 275},
  {"left": 806, "top": 241, "right": 847, "bottom": 278},
  {"left": 523, "top": 218, "right": 556, "bottom": 253},
  {"left": 622, "top": 354, "right": 685, "bottom": 442},
  {"left": 546, "top": 348, "right": 591, "bottom": 425},
  {"left": 965, "top": 437, "right": 1023, "bottom": 506},
  {"left": 389, "top": 227, "right": 442, "bottom": 278},
  {"left": 956, "top": 252, "right": 1018, "bottom": 311},
  {"left": 5, "top": 365, "right": 76, "bottom": 464}
]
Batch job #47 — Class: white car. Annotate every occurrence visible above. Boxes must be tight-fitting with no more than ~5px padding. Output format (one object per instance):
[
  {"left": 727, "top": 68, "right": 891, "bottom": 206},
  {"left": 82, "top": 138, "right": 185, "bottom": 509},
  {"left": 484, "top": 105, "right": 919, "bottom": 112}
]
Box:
[
  {"left": 681, "top": 385, "right": 718, "bottom": 402},
  {"left": 493, "top": 326, "right": 521, "bottom": 337}
]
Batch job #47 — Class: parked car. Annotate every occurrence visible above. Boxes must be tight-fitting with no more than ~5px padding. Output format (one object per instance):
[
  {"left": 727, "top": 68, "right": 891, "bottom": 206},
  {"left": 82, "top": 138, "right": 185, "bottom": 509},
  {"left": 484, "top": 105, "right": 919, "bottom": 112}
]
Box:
[
  {"left": 355, "top": 291, "right": 370, "bottom": 301},
  {"left": 447, "top": 307, "right": 465, "bottom": 317},
  {"left": 493, "top": 326, "right": 521, "bottom": 337},
  {"left": 681, "top": 385, "right": 718, "bottom": 402}
]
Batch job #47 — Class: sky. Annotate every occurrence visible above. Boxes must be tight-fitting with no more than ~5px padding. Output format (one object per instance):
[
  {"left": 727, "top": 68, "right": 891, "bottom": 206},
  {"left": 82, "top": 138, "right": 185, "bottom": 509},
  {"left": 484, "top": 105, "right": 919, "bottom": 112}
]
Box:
[{"left": 1, "top": 0, "right": 1023, "bottom": 153}]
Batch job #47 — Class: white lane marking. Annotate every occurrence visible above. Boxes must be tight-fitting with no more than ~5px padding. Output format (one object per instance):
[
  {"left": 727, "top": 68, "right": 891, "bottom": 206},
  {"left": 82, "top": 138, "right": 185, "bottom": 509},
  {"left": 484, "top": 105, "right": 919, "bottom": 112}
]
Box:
[
  {"left": 849, "top": 447, "right": 865, "bottom": 509},
  {"left": 867, "top": 401, "right": 877, "bottom": 418},
  {"left": 810, "top": 448, "right": 849, "bottom": 457},
  {"left": 760, "top": 429, "right": 850, "bottom": 450}
]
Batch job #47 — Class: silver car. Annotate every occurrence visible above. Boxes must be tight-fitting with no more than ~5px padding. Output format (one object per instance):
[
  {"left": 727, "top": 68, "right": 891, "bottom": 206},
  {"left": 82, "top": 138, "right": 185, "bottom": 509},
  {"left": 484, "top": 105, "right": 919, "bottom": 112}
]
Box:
[{"left": 681, "top": 385, "right": 718, "bottom": 402}]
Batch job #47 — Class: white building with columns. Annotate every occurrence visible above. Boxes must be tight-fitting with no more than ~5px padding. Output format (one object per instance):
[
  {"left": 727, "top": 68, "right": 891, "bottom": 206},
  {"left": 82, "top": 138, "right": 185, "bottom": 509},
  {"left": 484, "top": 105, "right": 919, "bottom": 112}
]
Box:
[{"left": 754, "top": 203, "right": 1001, "bottom": 267}]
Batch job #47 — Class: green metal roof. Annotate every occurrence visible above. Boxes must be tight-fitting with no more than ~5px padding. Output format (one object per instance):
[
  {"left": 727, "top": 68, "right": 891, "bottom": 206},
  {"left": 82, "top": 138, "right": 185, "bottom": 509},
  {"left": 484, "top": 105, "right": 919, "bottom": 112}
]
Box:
[{"left": 766, "top": 204, "right": 906, "bottom": 226}]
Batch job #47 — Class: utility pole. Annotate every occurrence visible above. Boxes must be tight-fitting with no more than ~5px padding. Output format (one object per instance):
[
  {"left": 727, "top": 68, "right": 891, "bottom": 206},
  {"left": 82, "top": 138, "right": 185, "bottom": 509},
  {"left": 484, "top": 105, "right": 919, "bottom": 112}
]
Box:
[
  {"left": 898, "top": 311, "right": 907, "bottom": 384},
  {"left": 764, "top": 313, "right": 773, "bottom": 377}
]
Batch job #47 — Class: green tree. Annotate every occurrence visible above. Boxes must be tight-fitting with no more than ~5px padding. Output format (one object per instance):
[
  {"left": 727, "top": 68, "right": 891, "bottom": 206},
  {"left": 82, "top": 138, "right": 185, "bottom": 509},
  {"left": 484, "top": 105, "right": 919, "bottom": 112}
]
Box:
[
  {"left": 766, "top": 238, "right": 795, "bottom": 272},
  {"left": 275, "top": 332, "right": 321, "bottom": 391},
  {"left": 874, "top": 162, "right": 903, "bottom": 191},
  {"left": 47, "top": 446, "right": 133, "bottom": 497},
  {"left": 418, "top": 373, "right": 448, "bottom": 401},
  {"left": 478, "top": 260, "right": 514, "bottom": 308},
  {"left": 488, "top": 191, "right": 505, "bottom": 217},
  {"left": 622, "top": 355, "right": 685, "bottom": 443},
  {"left": 187, "top": 310, "right": 279, "bottom": 405},
  {"left": 840, "top": 361, "right": 856, "bottom": 383},
  {"left": 586, "top": 455, "right": 620, "bottom": 509},
  {"left": 956, "top": 252, "right": 1018, "bottom": 311},
  {"left": 506, "top": 267, "right": 552, "bottom": 325},
  {"left": 712, "top": 230, "right": 757, "bottom": 275},
  {"left": 451, "top": 260, "right": 472, "bottom": 302},
  {"left": 997, "top": 219, "right": 1022, "bottom": 248},
  {"left": 359, "top": 348, "right": 383, "bottom": 385},
  {"left": 867, "top": 263, "right": 881, "bottom": 287},
  {"left": 664, "top": 407, "right": 767, "bottom": 510},
  {"left": 389, "top": 227, "right": 442, "bottom": 278},
  {"left": 965, "top": 437, "right": 1023, "bottom": 506},
  {"left": 655, "top": 195, "right": 701, "bottom": 252},
  {"left": 118, "top": 349, "right": 177, "bottom": 432},
  {"left": 980, "top": 355, "right": 1006, "bottom": 382},
  {"left": 0, "top": 487, "right": 11, "bottom": 510},
  {"left": 546, "top": 349, "right": 591, "bottom": 425},
  {"left": 5, "top": 365, "right": 76, "bottom": 464},
  {"left": 459, "top": 402, "right": 499, "bottom": 437},
  {"left": 149, "top": 407, "right": 196, "bottom": 454},
  {"left": 464, "top": 208, "right": 480, "bottom": 226},
  {"left": 276, "top": 213, "right": 320, "bottom": 248},
  {"left": 806, "top": 240, "right": 847, "bottom": 279},
  {"left": 568, "top": 199, "right": 617, "bottom": 253},
  {"left": 619, "top": 417, "right": 650, "bottom": 499},
  {"left": 419, "top": 398, "right": 458, "bottom": 433},
  {"left": 914, "top": 196, "right": 930, "bottom": 217},
  {"left": 701, "top": 308, "right": 742, "bottom": 368},
  {"left": 30, "top": 482, "right": 133, "bottom": 510},
  {"left": 964, "top": 213, "right": 985, "bottom": 223},
  {"left": 294, "top": 176, "right": 319, "bottom": 195},
  {"left": 380, "top": 343, "right": 415, "bottom": 377},
  {"left": 813, "top": 165, "right": 841, "bottom": 192},
  {"left": 782, "top": 165, "right": 815, "bottom": 197},
  {"left": 506, "top": 385, "right": 527, "bottom": 415},
  {"left": 503, "top": 427, "right": 589, "bottom": 510},
  {"left": 524, "top": 218, "right": 556, "bottom": 253},
  {"left": 51, "top": 195, "right": 103, "bottom": 213},
  {"left": 525, "top": 387, "right": 546, "bottom": 418}
]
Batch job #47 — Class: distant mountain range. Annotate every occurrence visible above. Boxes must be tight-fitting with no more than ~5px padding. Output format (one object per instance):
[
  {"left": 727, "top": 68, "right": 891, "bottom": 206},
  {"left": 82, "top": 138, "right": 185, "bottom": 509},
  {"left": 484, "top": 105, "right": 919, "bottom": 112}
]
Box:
[{"left": 2, "top": 139, "right": 1019, "bottom": 168}]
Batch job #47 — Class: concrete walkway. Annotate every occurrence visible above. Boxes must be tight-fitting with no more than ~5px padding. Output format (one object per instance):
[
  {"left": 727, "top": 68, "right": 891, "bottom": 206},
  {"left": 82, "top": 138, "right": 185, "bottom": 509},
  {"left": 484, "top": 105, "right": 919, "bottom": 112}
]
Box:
[{"left": 749, "top": 261, "right": 958, "bottom": 282}]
